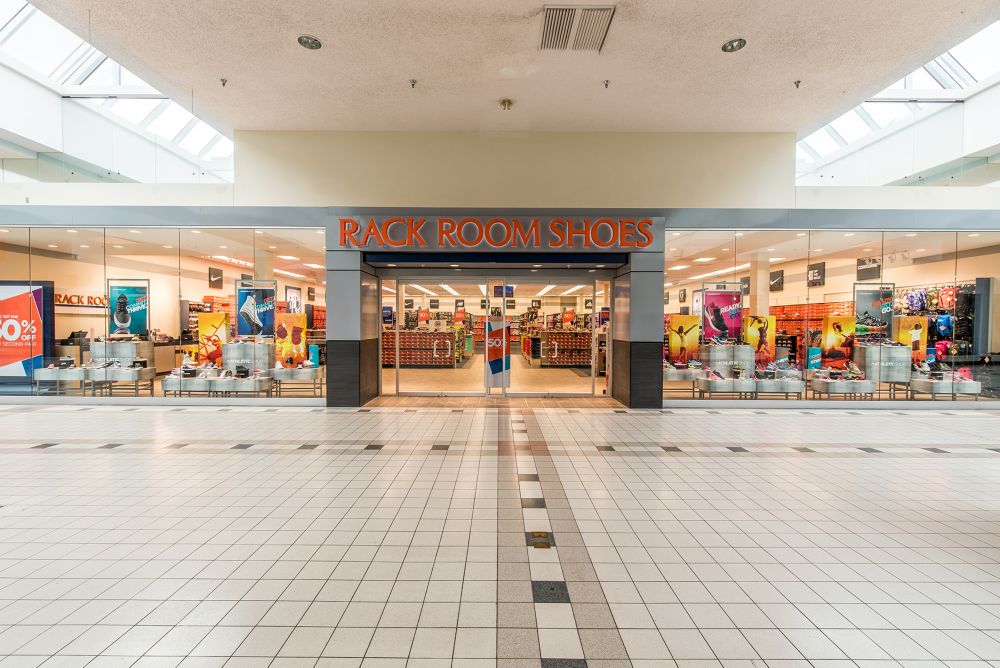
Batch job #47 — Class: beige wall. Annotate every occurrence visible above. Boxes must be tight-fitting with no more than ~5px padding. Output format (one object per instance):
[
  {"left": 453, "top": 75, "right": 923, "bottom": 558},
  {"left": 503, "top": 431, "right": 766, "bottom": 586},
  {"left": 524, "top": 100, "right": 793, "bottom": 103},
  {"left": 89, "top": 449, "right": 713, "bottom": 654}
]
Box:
[{"left": 233, "top": 131, "right": 796, "bottom": 208}]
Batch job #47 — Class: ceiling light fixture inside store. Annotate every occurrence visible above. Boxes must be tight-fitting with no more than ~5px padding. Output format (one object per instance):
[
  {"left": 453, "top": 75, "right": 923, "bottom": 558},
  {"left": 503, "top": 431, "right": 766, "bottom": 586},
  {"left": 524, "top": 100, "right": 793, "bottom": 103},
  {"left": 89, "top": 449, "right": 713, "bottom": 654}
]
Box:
[
  {"left": 479, "top": 284, "right": 487, "bottom": 296},
  {"left": 277, "top": 255, "right": 299, "bottom": 260},
  {"left": 439, "top": 284, "right": 459, "bottom": 296},
  {"left": 409, "top": 284, "right": 438, "bottom": 296},
  {"left": 693, "top": 257, "right": 715, "bottom": 263},
  {"left": 863, "top": 248, "right": 873, "bottom": 252},
  {"left": 129, "top": 230, "right": 140, "bottom": 234},
  {"left": 560, "top": 285, "right": 585, "bottom": 295},
  {"left": 210, "top": 255, "right": 254, "bottom": 268},
  {"left": 667, "top": 264, "right": 689, "bottom": 270},
  {"left": 67, "top": 229, "right": 77, "bottom": 233},
  {"left": 767, "top": 248, "right": 775, "bottom": 251},
  {"left": 797, "top": 233, "right": 807, "bottom": 237},
  {"left": 905, "top": 233, "right": 917, "bottom": 237},
  {"left": 190, "top": 230, "right": 201, "bottom": 234},
  {"left": 671, "top": 232, "right": 681, "bottom": 236},
  {"left": 219, "top": 245, "right": 227, "bottom": 249},
  {"left": 812, "top": 248, "right": 823, "bottom": 252},
  {"left": 915, "top": 248, "right": 926, "bottom": 252},
  {"left": 721, "top": 37, "right": 747, "bottom": 53},
  {"left": 969, "top": 233, "right": 981, "bottom": 237},
  {"left": 769, "top": 257, "right": 785, "bottom": 262},
  {"left": 688, "top": 263, "right": 751, "bottom": 281},
  {"left": 80, "top": 244, "right": 89, "bottom": 248},
  {"left": 449, "top": 264, "right": 459, "bottom": 268},
  {"left": 382, "top": 286, "right": 396, "bottom": 294},
  {"left": 532, "top": 264, "right": 542, "bottom": 268},
  {"left": 536, "top": 285, "right": 556, "bottom": 296},
  {"left": 255, "top": 230, "right": 263, "bottom": 234},
  {"left": 275, "top": 269, "right": 306, "bottom": 278},
  {"left": 297, "top": 34, "right": 322, "bottom": 50},
  {"left": 844, "top": 233, "right": 855, "bottom": 237},
  {"left": 387, "top": 263, "right": 396, "bottom": 267},
  {"left": 47, "top": 244, "right": 57, "bottom": 248},
  {"left": 113, "top": 245, "right": 123, "bottom": 248},
  {"left": 163, "top": 245, "right": 173, "bottom": 249},
  {"left": 304, "top": 263, "right": 324, "bottom": 269}
]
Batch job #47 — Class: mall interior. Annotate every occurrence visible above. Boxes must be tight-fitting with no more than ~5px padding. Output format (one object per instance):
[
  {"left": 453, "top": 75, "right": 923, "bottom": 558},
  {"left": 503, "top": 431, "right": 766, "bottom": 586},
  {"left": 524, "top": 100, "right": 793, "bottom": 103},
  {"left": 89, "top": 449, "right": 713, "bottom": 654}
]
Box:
[{"left": 7, "top": 4, "right": 1000, "bottom": 667}]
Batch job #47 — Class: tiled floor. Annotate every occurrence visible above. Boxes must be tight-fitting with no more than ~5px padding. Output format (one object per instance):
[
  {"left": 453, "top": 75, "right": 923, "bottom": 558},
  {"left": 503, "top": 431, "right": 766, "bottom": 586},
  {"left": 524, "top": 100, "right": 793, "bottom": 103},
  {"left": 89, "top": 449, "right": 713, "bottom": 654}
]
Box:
[{"left": 2, "top": 405, "right": 1000, "bottom": 667}]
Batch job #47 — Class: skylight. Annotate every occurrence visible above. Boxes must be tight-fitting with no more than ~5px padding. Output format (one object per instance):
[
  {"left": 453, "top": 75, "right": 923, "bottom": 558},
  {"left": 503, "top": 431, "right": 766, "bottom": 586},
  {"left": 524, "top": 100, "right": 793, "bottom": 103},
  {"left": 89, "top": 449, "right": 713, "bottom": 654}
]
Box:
[{"left": 797, "top": 19, "right": 1000, "bottom": 169}]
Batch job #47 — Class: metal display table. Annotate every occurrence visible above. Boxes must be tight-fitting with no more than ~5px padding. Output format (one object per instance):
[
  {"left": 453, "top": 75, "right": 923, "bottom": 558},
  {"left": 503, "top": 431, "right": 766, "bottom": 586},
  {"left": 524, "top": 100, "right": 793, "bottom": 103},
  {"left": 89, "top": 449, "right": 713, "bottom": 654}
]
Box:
[
  {"left": 809, "top": 378, "right": 876, "bottom": 400},
  {"left": 663, "top": 367, "right": 705, "bottom": 398},
  {"left": 852, "top": 345, "right": 911, "bottom": 384},
  {"left": 33, "top": 366, "right": 156, "bottom": 396},
  {"left": 909, "top": 377, "right": 982, "bottom": 400},
  {"left": 162, "top": 375, "right": 274, "bottom": 397},
  {"left": 272, "top": 367, "right": 324, "bottom": 397},
  {"left": 693, "top": 377, "right": 805, "bottom": 400}
]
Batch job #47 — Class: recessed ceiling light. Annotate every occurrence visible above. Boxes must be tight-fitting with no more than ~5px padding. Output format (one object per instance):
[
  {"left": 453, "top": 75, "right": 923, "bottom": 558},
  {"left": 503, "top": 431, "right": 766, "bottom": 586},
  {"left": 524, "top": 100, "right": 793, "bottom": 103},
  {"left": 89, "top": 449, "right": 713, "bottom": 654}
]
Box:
[
  {"left": 769, "top": 257, "right": 785, "bottom": 262},
  {"left": 530, "top": 269, "right": 539, "bottom": 272},
  {"left": 905, "top": 233, "right": 917, "bottom": 237},
  {"left": 163, "top": 245, "right": 173, "bottom": 249},
  {"left": 0, "top": 229, "right": 8, "bottom": 233},
  {"left": 387, "top": 263, "right": 396, "bottom": 267},
  {"left": 968, "top": 233, "right": 981, "bottom": 237},
  {"left": 304, "top": 263, "right": 324, "bottom": 269},
  {"left": 671, "top": 232, "right": 681, "bottom": 236},
  {"left": 668, "top": 247, "right": 677, "bottom": 251},
  {"left": 796, "top": 232, "right": 806, "bottom": 237},
  {"left": 255, "top": 230, "right": 263, "bottom": 234},
  {"left": 844, "top": 233, "right": 855, "bottom": 237},
  {"left": 297, "top": 34, "right": 322, "bottom": 50},
  {"left": 532, "top": 264, "right": 542, "bottom": 268},
  {"left": 219, "top": 245, "right": 227, "bottom": 249},
  {"left": 113, "top": 244, "right": 123, "bottom": 248},
  {"left": 721, "top": 37, "right": 747, "bottom": 53},
  {"left": 536, "top": 285, "right": 556, "bottom": 296},
  {"left": 66, "top": 229, "right": 77, "bottom": 233},
  {"left": 439, "top": 284, "right": 460, "bottom": 296},
  {"left": 560, "top": 285, "right": 585, "bottom": 295},
  {"left": 268, "top": 245, "right": 277, "bottom": 249},
  {"left": 409, "top": 283, "right": 438, "bottom": 296},
  {"left": 316, "top": 230, "right": 324, "bottom": 234},
  {"left": 277, "top": 255, "right": 299, "bottom": 260},
  {"left": 190, "top": 230, "right": 201, "bottom": 234},
  {"left": 812, "top": 248, "right": 823, "bottom": 252},
  {"left": 735, "top": 233, "right": 743, "bottom": 236},
  {"left": 664, "top": 282, "right": 673, "bottom": 287},
  {"left": 766, "top": 248, "right": 775, "bottom": 251},
  {"left": 47, "top": 244, "right": 57, "bottom": 248},
  {"left": 382, "top": 286, "right": 396, "bottom": 294},
  {"left": 596, "top": 264, "right": 605, "bottom": 268},
  {"left": 449, "top": 264, "right": 459, "bottom": 268},
  {"left": 274, "top": 268, "right": 306, "bottom": 278},
  {"left": 863, "top": 248, "right": 873, "bottom": 252},
  {"left": 915, "top": 248, "right": 926, "bottom": 252},
  {"left": 667, "top": 265, "right": 690, "bottom": 270},
  {"left": 129, "top": 230, "right": 140, "bottom": 234},
  {"left": 721, "top": 248, "right": 730, "bottom": 251},
  {"left": 693, "top": 257, "right": 715, "bottom": 263}
]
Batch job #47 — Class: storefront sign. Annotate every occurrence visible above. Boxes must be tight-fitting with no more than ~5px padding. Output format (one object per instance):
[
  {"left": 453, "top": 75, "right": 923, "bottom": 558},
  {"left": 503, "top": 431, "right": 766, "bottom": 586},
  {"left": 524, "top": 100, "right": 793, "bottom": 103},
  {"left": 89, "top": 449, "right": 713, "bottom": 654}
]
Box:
[
  {"left": 769, "top": 270, "right": 784, "bottom": 292},
  {"left": 740, "top": 276, "right": 750, "bottom": 296},
  {"left": 336, "top": 216, "right": 662, "bottom": 251},
  {"left": 455, "top": 299, "right": 465, "bottom": 308},
  {"left": 429, "top": 299, "right": 439, "bottom": 309},
  {"left": 208, "top": 267, "right": 224, "bottom": 289},
  {"left": 856, "top": 257, "right": 882, "bottom": 281},
  {"left": 807, "top": 262, "right": 826, "bottom": 287},
  {"left": 678, "top": 289, "right": 686, "bottom": 303},
  {"left": 55, "top": 293, "right": 108, "bottom": 308}
]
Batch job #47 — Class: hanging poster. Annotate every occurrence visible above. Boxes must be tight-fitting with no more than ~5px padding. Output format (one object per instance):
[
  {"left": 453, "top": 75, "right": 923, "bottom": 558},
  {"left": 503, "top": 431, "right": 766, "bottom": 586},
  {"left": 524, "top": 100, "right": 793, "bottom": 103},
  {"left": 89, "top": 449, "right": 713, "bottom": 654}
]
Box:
[
  {"left": 821, "top": 315, "right": 856, "bottom": 369},
  {"left": 197, "top": 312, "right": 229, "bottom": 366},
  {"left": 854, "top": 283, "right": 894, "bottom": 340},
  {"left": 702, "top": 289, "right": 742, "bottom": 339},
  {"left": 0, "top": 281, "right": 54, "bottom": 380},
  {"left": 454, "top": 308, "right": 466, "bottom": 325},
  {"left": 769, "top": 270, "right": 784, "bottom": 292},
  {"left": 307, "top": 287, "right": 316, "bottom": 302},
  {"left": 486, "top": 316, "right": 510, "bottom": 388},
  {"left": 455, "top": 299, "right": 465, "bottom": 308},
  {"left": 740, "top": 276, "right": 750, "bottom": 296},
  {"left": 404, "top": 299, "right": 414, "bottom": 309},
  {"left": 236, "top": 280, "right": 276, "bottom": 336},
  {"left": 382, "top": 305, "right": 394, "bottom": 325},
  {"left": 208, "top": 267, "right": 224, "bottom": 289},
  {"left": 417, "top": 308, "right": 430, "bottom": 326},
  {"left": 275, "top": 312, "right": 308, "bottom": 366},
  {"left": 429, "top": 299, "right": 440, "bottom": 309},
  {"left": 745, "top": 315, "right": 776, "bottom": 366},
  {"left": 856, "top": 257, "right": 882, "bottom": 281},
  {"left": 562, "top": 308, "right": 575, "bottom": 327},
  {"left": 895, "top": 315, "right": 928, "bottom": 363},
  {"left": 107, "top": 280, "right": 149, "bottom": 336},
  {"left": 665, "top": 315, "right": 700, "bottom": 364},
  {"left": 807, "top": 262, "right": 826, "bottom": 287},
  {"left": 284, "top": 286, "right": 303, "bottom": 314},
  {"left": 678, "top": 288, "right": 687, "bottom": 303}
]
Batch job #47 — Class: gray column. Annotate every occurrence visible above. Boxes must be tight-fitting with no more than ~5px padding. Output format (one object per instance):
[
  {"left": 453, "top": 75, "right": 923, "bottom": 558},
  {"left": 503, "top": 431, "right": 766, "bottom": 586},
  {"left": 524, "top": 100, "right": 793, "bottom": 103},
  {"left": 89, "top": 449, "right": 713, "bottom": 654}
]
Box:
[
  {"left": 611, "top": 251, "right": 665, "bottom": 408},
  {"left": 325, "top": 246, "right": 379, "bottom": 406}
]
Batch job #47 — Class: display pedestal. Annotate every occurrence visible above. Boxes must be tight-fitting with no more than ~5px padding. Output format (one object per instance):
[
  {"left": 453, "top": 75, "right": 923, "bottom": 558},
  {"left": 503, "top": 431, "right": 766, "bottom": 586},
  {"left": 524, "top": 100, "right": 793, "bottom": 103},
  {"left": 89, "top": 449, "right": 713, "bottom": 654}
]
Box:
[
  {"left": 810, "top": 378, "right": 876, "bottom": 399},
  {"left": 272, "top": 367, "right": 324, "bottom": 397},
  {"left": 909, "top": 376, "right": 982, "bottom": 400},
  {"left": 852, "top": 346, "right": 911, "bottom": 383},
  {"left": 699, "top": 344, "right": 754, "bottom": 375}
]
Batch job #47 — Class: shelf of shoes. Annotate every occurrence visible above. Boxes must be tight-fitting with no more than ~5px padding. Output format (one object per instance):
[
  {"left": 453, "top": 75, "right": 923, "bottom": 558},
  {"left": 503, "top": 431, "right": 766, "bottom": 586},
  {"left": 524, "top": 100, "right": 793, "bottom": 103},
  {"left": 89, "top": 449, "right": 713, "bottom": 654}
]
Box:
[
  {"left": 541, "top": 331, "right": 592, "bottom": 367},
  {"left": 382, "top": 331, "right": 457, "bottom": 367}
]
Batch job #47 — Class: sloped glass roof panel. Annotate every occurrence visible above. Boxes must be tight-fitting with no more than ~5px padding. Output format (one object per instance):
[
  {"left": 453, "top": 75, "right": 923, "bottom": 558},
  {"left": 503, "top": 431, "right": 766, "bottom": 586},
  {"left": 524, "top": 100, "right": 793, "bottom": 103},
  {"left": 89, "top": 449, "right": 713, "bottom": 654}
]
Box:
[
  {"left": 202, "top": 136, "right": 234, "bottom": 160},
  {"left": 178, "top": 120, "right": 217, "bottom": 155},
  {"left": 860, "top": 101, "right": 912, "bottom": 128},
  {"left": 0, "top": 0, "right": 27, "bottom": 29},
  {"left": 145, "top": 104, "right": 193, "bottom": 141},
  {"left": 106, "top": 98, "right": 162, "bottom": 125},
  {"left": 829, "top": 111, "right": 872, "bottom": 143},
  {"left": 802, "top": 129, "right": 840, "bottom": 158},
  {"left": 0, "top": 7, "right": 82, "bottom": 77},
  {"left": 949, "top": 21, "right": 1000, "bottom": 82}
]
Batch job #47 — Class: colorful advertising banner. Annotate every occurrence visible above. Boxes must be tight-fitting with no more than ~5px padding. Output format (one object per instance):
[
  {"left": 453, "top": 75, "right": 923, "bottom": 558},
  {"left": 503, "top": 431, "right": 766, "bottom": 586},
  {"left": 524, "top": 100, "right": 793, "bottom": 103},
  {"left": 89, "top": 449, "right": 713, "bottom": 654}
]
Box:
[
  {"left": 895, "top": 315, "right": 929, "bottom": 363},
  {"left": 561, "top": 308, "right": 575, "bottom": 327},
  {"left": 702, "top": 289, "right": 742, "bottom": 339},
  {"left": 0, "top": 281, "right": 54, "bottom": 379},
  {"left": 275, "top": 313, "right": 308, "bottom": 366},
  {"left": 666, "top": 315, "right": 700, "bottom": 364},
  {"left": 417, "top": 308, "right": 430, "bottom": 326},
  {"left": 454, "top": 308, "right": 466, "bottom": 325},
  {"left": 821, "top": 315, "right": 856, "bottom": 369},
  {"left": 236, "top": 280, "right": 276, "bottom": 336},
  {"left": 486, "top": 317, "right": 510, "bottom": 388},
  {"left": 197, "top": 312, "right": 229, "bottom": 366},
  {"left": 854, "top": 284, "right": 894, "bottom": 340},
  {"left": 108, "top": 280, "right": 149, "bottom": 336},
  {"left": 382, "top": 306, "right": 394, "bottom": 325},
  {"left": 745, "top": 315, "right": 776, "bottom": 366}
]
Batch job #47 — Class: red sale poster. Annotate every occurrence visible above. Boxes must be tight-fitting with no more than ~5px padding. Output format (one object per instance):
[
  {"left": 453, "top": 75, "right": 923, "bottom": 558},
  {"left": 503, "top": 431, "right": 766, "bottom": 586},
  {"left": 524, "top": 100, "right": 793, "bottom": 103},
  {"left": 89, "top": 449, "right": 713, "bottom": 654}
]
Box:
[{"left": 0, "top": 282, "right": 54, "bottom": 378}]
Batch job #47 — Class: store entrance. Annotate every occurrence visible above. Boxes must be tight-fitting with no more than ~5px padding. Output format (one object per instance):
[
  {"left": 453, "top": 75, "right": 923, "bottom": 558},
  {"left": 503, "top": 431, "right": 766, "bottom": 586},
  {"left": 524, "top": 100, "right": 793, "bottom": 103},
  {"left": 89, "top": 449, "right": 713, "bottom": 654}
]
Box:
[{"left": 380, "top": 276, "right": 611, "bottom": 396}]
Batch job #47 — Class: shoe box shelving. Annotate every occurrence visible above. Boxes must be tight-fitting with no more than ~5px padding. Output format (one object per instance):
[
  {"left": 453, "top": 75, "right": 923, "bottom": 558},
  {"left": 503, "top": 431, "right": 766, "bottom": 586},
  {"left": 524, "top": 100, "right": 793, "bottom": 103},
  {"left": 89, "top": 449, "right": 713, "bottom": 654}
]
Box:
[
  {"left": 541, "top": 331, "right": 592, "bottom": 367},
  {"left": 381, "top": 330, "right": 464, "bottom": 367}
]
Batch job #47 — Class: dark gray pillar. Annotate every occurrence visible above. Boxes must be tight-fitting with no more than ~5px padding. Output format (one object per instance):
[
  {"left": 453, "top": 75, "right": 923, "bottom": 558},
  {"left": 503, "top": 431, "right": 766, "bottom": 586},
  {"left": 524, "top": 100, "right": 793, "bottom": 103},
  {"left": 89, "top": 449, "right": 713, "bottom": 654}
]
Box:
[
  {"left": 325, "top": 246, "right": 379, "bottom": 406},
  {"left": 612, "top": 251, "right": 665, "bottom": 408}
]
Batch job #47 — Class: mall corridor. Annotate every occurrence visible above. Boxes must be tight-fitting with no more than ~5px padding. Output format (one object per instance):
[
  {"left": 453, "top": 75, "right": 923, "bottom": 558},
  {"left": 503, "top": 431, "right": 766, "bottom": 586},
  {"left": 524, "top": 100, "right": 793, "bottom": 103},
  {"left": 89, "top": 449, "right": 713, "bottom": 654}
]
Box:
[{"left": 1, "top": 405, "right": 1000, "bottom": 666}]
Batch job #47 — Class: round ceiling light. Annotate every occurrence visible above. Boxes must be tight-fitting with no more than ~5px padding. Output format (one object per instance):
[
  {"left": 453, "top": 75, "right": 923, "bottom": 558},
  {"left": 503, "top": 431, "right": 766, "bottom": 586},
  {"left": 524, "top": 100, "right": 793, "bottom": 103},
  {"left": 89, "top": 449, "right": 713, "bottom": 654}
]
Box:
[
  {"left": 721, "top": 37, "right": 747, "bottom": 53},
  {"left": 297, "top": 34, "right": 322, "bottom": 50}
]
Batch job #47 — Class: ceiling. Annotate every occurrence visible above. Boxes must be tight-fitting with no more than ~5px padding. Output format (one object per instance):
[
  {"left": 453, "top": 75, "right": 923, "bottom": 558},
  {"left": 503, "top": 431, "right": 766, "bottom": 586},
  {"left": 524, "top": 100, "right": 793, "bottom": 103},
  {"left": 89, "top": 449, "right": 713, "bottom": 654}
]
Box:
[{"left": 33, "top": 0, "right": 1000, "bottom": 133}]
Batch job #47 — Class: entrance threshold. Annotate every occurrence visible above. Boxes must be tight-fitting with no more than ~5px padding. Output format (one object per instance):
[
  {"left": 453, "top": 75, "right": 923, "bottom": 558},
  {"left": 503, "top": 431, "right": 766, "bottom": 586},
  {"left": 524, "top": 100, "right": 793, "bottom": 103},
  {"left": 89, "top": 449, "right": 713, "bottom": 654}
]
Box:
[
  {"left": 664, "top": 399, "right": 1000, "bottom": 410},
  {"left": 368, "top": 396, "right": 623, "bottom": 408}
]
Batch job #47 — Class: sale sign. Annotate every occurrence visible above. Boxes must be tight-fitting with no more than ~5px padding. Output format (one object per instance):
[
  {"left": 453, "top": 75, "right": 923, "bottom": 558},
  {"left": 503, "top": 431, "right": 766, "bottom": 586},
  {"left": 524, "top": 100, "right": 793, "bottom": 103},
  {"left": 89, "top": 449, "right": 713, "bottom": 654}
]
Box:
[
  {"left": 486, "top": 317, "right": 510, "bottom": 388},
  {"left": 0, "top": 282, "right": 54, "bottom": 379}
]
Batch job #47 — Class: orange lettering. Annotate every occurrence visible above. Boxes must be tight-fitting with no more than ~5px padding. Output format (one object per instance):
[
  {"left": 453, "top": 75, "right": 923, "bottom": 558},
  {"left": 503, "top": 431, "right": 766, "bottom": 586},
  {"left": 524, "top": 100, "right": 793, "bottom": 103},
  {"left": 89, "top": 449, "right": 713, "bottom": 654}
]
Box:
[
  {"left": 360, "top": 217, "right": 385, "bottom": 246},
  {"left": 590, "top": 218, "right": 617, "bottom": 249},
  {"left": 458, "top": 218, "right": 484, "bottom": 246},
  {"left": 438, "top": 218, "right": 458, "bottom": 247},
  {"left": 549, "top": 219, "right": 567, "bottom": 248},
  {"left": 382, "top": 217, "right": 407, "bottom": 247},
  {"left": 409, "top": 218, "right": 428, "bottom": 247},
  {"left": 485, "top": 218, "right": 513, "bottom": 248},
  {"left": 512, "top": 219, "right": 540, "bottom": 248},
  {"left": 620, "top": 219, "right": 637, "bottom": 248},
  {"left": 636, "top": 219, "right": 654, "bottom": 247},
  {"left": 567, "top": 219, "right": 589, "bottom": 248},
  {"left": 339, "top": 218, "right": 361, "bottom": 246}
]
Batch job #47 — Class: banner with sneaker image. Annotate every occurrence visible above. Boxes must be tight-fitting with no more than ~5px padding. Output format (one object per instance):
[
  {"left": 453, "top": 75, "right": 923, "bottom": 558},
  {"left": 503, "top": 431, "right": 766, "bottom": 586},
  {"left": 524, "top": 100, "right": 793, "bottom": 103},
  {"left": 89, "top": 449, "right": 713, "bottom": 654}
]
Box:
[
  {"left": 275, "top": 313, "right": 308, "bottom": 366},
  {"left": 236, "top": 280, "right": 276, "bottom": 336},
  {"left": 107, "top": 280, "right": 149, "bottom": 336}
]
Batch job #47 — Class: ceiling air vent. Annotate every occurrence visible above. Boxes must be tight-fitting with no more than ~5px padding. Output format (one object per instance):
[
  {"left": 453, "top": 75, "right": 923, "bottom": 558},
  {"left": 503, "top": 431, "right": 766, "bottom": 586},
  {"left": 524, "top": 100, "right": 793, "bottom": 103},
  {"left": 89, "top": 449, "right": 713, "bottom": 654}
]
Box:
[{"left": 540, "top": 5, "right": 615, "bottom": 52}]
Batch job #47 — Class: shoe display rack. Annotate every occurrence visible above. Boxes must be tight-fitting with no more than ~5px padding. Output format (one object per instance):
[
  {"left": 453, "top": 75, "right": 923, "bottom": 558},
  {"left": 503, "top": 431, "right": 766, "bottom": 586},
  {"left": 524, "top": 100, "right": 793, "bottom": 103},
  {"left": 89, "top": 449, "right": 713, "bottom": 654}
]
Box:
[
  {"left": 221, "top": 342, "right": 275, "bottom": 376},
  {"left": 162, "top": 375, "right": 274, "bottom": 397},
  {"left": 541, "top": 331, "right": 592, "bottom": 367},
  {"left": 381, "top": 331, "right": 460, "bottom": 367},
  {"left": 272, "top": 366, "right": 324, "bottom": 397}
]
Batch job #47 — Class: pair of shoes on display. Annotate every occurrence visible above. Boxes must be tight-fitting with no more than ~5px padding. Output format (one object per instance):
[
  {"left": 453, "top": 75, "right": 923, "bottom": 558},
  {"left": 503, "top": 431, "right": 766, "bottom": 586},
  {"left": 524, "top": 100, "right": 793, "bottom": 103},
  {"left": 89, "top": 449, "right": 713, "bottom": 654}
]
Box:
[
  {"left": 709, "top": 370, "right": 725, "bottom": 381},
  {"left": 955, "top": 367, "right": 974, "bottom": 382},
  {"left": 709, "top": 336, "right": 728, "bottom": 346},
  {"left": 687, "top": 359, "right": 703, "bottom": 368},
  {"left": 731, "top": 364, "right": 746, "bottom": 380},
  {"left": 913, "top": 362, "right": 931, "bottom": 374},
  {"left": 275, "top": 361, "right": 284, "bottom": 369},
  {"left": 302, "top": 360, "right": 315, "bottom": 368}
]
